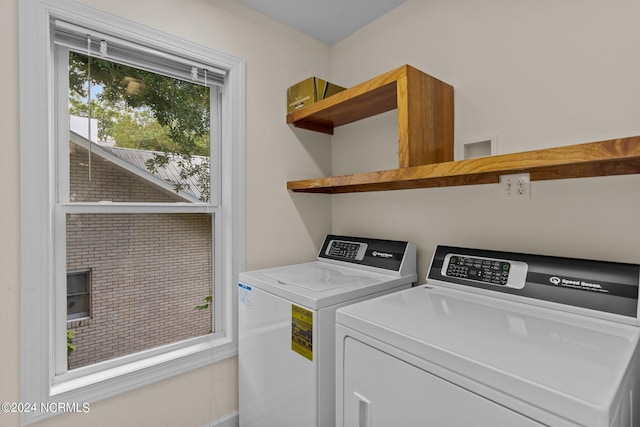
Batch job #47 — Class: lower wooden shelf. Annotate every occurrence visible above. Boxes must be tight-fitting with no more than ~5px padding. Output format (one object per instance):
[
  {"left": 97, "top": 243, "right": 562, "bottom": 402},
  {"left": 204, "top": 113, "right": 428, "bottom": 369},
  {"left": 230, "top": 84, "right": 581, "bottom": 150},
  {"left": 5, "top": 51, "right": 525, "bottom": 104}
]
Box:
[{"left": 287, "top": 136, "right": 640, "bottom": 194}]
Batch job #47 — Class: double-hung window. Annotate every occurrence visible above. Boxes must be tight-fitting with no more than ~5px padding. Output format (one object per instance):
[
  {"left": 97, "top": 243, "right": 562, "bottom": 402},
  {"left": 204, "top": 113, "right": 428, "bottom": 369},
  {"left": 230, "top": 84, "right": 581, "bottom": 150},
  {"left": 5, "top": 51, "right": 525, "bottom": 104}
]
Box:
[{"left": 19, "top": 1, "right": 245, "bottom": 424}]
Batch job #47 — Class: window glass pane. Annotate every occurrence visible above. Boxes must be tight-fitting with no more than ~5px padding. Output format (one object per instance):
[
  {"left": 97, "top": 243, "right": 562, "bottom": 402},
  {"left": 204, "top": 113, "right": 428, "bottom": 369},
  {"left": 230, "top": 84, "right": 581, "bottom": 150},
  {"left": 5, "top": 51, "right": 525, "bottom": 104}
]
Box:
[
  {"left": 67, "top": 270, "right": 89, "bottom": 294},
  {"left": 67, "top": 294, "right": 90, "bottom": 319},
  {"left": 68, "top": 52, "right": 211, "bottom": 203},
  {"left": 66, "top": 212, "right": 213, "bottom": 370}
]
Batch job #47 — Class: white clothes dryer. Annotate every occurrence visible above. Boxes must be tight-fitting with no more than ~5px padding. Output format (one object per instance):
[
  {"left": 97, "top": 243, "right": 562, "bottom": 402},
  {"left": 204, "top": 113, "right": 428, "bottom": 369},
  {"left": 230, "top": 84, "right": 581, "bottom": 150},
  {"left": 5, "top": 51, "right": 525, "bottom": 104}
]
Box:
[
  {"left": 336, "top": 245, "right": 640, "bottom": 427},
  {"left": 238, "top": 235, "right": 417, "bottom": 427}
]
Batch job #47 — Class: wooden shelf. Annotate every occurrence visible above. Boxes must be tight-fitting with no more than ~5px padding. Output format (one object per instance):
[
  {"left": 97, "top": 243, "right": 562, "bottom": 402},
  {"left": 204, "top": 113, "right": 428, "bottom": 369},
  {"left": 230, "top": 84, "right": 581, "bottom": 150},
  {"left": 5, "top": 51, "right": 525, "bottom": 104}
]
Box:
[
  {"left": 287, "top": 136, "right": 640, "bottom": 193},
  {"left": 287, "top": 64, "right": 454, "bottom": 167},
  {"left": 287, "top": 65, "right": 640, "bottom": 194}
]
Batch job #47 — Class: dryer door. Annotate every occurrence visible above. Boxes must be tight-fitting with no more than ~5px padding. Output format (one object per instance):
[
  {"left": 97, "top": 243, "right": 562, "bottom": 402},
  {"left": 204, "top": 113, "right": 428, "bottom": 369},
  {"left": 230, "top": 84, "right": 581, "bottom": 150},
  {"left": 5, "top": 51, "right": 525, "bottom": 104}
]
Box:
[{"left": 342, "top": 337, "right": 545, "bottom": 427}]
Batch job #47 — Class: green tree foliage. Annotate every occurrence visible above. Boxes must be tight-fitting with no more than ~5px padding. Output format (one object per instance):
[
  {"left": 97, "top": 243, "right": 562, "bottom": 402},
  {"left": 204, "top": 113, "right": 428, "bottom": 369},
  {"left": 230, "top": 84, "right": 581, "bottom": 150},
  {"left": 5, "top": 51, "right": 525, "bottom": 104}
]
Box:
[{"left": 69, "top": 52, "right": 211, "bottom": 201}]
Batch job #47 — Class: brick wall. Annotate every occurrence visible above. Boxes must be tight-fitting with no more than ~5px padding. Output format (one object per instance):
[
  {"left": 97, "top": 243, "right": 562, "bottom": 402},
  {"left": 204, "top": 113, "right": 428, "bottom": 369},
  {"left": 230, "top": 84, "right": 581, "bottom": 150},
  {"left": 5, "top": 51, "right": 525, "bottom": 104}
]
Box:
[{"left": 67, "top": 145, "right": 212, "bottom": 369}]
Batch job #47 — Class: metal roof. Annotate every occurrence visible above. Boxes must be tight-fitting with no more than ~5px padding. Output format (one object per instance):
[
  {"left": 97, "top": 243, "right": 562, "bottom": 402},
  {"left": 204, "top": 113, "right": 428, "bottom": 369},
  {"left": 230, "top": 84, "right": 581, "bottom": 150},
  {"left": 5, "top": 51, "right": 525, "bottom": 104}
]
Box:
[
  {"left": 100, "top": 145, "right": 208, "bottom": 201},
  {"left": 69, "top": 130, "right": 208, "bottom": 203},
  {"left": 69, "top": 115, "right": 209, "bottom": 202}
]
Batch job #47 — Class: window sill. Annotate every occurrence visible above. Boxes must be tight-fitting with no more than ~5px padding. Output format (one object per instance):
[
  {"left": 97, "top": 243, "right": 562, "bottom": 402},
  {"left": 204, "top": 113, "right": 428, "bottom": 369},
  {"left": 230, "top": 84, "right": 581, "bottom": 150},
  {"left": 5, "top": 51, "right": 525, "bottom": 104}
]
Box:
[
  {"left": 53, "top": 334, "right": 235, "bottom": 395},
  {"left": 67, "top": 318, "right": 90, "bottom": 327},
  {"left": 24, "top": 335, "right": 236, "bottom": 425}
]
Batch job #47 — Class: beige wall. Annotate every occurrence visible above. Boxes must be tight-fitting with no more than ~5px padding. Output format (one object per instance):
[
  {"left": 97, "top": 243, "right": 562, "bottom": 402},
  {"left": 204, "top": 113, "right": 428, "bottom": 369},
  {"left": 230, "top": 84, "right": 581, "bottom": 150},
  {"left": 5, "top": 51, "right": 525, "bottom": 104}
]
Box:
[
  {"left": 1, "top": 0, "right": 331, "bottom": 426},
  {"left": 329, "top": 0, "right": 640, "bottom": 280}
]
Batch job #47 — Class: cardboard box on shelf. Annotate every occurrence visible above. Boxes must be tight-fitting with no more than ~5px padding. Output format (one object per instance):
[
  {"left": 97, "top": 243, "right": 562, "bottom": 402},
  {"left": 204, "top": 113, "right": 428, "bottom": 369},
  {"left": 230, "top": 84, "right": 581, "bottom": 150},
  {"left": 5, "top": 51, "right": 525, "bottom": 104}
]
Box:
[{"left": 287, "top": 77, "right": 346, "bottom": 113}]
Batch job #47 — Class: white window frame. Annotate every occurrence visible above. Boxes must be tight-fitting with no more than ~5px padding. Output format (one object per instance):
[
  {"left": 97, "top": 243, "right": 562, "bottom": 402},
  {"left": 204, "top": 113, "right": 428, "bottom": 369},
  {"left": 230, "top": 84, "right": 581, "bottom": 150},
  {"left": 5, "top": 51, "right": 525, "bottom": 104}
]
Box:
[{"left": 19, "top": 1, "right": 245, "bottom": 424}]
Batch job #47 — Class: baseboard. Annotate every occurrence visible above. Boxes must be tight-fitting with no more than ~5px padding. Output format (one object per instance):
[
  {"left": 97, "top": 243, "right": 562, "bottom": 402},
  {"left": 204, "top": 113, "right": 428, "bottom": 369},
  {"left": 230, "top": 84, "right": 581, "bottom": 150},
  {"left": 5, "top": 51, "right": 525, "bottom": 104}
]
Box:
[{"left": 201, "top": 410, "right": 238, "bottom": 427}]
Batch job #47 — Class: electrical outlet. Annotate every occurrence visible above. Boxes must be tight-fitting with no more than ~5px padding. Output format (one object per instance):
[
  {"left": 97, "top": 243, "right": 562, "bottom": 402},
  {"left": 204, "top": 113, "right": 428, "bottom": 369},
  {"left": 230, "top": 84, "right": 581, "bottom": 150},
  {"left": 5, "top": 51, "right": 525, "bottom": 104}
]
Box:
[{"left": 501, "top": 173, "right": 531, "bottom": 200}]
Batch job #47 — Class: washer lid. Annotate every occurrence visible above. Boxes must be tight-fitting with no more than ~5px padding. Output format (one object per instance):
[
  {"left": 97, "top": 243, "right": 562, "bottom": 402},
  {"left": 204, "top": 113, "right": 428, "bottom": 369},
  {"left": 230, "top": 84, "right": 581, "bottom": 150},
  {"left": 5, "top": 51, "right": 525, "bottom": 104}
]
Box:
[
  {"left": 336, "top": 285, "right": 640, "bottom": 426},
  {"left": 240, "top": 262, "right": 413, "bottom": 309},
  {"left": 263, "top": 263, "right": 380, "bottom": 291}
]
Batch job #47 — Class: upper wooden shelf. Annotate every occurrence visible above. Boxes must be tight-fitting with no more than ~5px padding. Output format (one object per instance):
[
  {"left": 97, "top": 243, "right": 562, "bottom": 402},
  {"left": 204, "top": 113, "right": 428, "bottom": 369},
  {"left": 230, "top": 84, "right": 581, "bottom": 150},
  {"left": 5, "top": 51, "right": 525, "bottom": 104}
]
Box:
[
  {"left": 287, "top": 136, "right": 640, "bottom": 193},
  {"left": 287, "top": 64, "right": 454, "bottom": 168}
]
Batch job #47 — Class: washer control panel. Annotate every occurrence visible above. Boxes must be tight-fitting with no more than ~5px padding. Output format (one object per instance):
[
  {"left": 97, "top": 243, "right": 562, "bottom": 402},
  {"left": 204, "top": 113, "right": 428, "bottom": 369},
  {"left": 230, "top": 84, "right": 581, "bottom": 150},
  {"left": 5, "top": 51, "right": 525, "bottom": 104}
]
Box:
[
  {"left": 318, "top": 235, "right": 416, "bottom": 274},
  {"left": 442, "top": 253, "right": 528, "bottom": 289},
  {"left": 325, "top": 239, "right": 368, "bottom": 261}
]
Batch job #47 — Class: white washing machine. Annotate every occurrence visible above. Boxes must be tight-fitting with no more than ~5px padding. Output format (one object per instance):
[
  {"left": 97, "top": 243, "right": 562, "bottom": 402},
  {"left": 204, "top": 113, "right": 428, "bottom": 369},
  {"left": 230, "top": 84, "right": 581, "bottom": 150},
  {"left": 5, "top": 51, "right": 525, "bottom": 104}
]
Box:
[
  {"left": 336, "top": 245, "right": 640, "bottom": 427},
  {"left": 238, "top": 235, "right": 417, "bottom": 427}
]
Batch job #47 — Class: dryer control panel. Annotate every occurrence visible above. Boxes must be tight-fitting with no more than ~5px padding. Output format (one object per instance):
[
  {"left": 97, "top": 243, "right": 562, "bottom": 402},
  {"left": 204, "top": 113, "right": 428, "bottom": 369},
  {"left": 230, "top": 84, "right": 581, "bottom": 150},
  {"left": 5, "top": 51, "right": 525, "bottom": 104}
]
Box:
[
  {"left": 442, "top": 254, "right": 528, "bottom": 289},
  {"left": 428, "top": 245, "right": 640, "bottom": 322}
]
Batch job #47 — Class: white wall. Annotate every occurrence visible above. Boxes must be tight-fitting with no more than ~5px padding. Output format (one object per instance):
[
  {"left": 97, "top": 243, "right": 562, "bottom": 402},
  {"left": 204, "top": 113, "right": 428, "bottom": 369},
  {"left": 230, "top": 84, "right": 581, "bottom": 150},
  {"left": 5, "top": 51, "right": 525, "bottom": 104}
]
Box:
[
  {"left": 1, "top": 0, "right": 332, "bottom": 426},
  {"left": 328, "top": 0, "right": 640, "bottom": 280}
]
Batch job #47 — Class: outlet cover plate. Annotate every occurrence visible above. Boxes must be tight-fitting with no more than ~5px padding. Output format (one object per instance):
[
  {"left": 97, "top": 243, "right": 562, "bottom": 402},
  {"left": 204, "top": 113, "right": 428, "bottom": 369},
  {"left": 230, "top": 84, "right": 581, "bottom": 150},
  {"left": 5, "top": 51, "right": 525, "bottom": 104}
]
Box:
[{"left": 501, "top": 173, "right": 531, "bottom": 200}]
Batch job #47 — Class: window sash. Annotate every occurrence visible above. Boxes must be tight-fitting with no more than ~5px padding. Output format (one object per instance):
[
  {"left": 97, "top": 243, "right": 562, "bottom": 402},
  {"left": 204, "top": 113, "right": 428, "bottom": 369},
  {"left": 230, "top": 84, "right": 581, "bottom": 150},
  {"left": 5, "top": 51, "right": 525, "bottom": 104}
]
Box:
[
  {"left": 61, "top": 211, "right": 216, "bottom": 371},
  {"left": 57, "top": 45, "right": 220, "bottom": 206},
  {"left": 53, "top": 204, "right": 226, "bottom": 380}
]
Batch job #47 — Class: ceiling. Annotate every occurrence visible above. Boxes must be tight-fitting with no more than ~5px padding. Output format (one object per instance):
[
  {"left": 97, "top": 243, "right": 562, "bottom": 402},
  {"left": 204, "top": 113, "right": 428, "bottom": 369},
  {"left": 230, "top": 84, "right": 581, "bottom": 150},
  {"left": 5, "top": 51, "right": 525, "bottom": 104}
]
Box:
[{"left": 234, "top": 0, "right": 408, "bottom": 46}]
